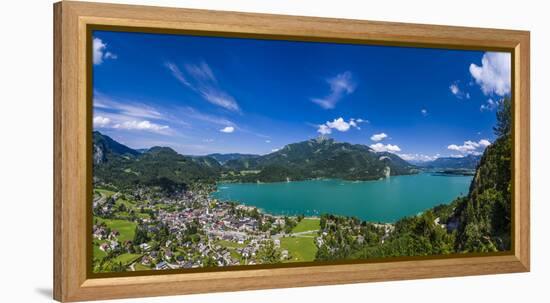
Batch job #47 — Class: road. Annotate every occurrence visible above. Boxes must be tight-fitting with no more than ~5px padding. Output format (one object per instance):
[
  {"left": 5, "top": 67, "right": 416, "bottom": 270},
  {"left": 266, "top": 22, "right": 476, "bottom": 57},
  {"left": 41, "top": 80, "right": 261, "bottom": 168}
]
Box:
[{"left": 271, "top": 229, "right": 318, "bottom": 240}]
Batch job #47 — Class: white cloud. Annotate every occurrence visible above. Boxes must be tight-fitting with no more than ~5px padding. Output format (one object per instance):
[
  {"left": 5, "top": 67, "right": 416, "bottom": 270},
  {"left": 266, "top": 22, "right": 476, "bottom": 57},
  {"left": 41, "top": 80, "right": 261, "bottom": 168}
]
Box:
[
  {"left": 370, "top": 133, "right": 388, "bottom": 142},
  {"left": 92, "top": 93, "right": 175, "bottom": 135},
  {"left": 450, "top": 84, "right": 460, "bottom": 95},
  {"left": 93, "top": 93, "right": 164, "bottom": 120},
  {"left": 478, "top": 139, "right": 491, "bottom": 147},
  {"left": 220, "top": 126, "right": 235, "bottom": 133},
  {"left": 113, "top": 120, "right": 169, "bottom": 133},
  {"left": 447, "top": 139, "right": 491, "bottom": 154},
  {"left": 317, "top": 117, "right": 363, "bottom": 135},
  {"left": 311, "top": 71, "right": 356, "bottom": 109},
  {"left": 165, "top": 62, "right": 190, "bottom": 86},
  {"left": 480, "top": 98, "right": 500, "bottom": 112},
  {"left": 449, "top": 81, "right": 471, "bottom": 99},
  {"left": 104, "top": 52, "right": 117, "bottom": 60},
  {"left": 317, "top": 124, "right": 332, "bottom": 135},
  {"left": 202, "top": 138, "right": 214, "bottom": 143},
  {"left": 185, "top": 62, "right": 216, "bottom": 83},
  {"left": 166, "top": 61, "right": 240, "bottom": 112},
  {"left": 200, "top": 89, "right": 240, "bottom": 112},
  {"left": 421, "top": 109, "right": 428, "bottom": 116},
  {"left": 114, "top": 103, "right": 162, "bottom": 120},
  {"left": 349, "top": 118, "right": 366, "bottom": 130},
  {"left": 469, "top": 52, "right": 511, "bottom": 96},
  {"left": 271, "top": 148, "right": 280, "bottom": 152},
  {"left": 370, "top": 143, "right": 401, "bottom": 152},
  {"left": 327, "top": 117, "right": 351, "bottom": 132},
  {"left": 93, "top": 116, "right": 111, "bottom": 128},
  {"left": 93, "top": 38, "right": 106, "bottom": 65},
  {"left": 177, "top": 106, "right": 234, "bottom": 127},
  {"left": 397, "top": 153, "right": 439, "bottom": 162},
  {"left": 448, "top": 142, "right": 476, "bottom": 152},
  {"left": 93, "top": 38, "right": 117, "bottom": 65},
  {"left": 265, "top": 140, "right": 271, "bottom": 143}
]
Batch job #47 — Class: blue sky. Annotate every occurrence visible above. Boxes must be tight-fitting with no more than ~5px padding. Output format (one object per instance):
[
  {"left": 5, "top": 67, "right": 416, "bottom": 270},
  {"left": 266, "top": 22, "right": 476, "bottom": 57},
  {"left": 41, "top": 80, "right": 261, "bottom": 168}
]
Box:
[{"left": 92, "top": 30, "right": 511, "bottom": 161}]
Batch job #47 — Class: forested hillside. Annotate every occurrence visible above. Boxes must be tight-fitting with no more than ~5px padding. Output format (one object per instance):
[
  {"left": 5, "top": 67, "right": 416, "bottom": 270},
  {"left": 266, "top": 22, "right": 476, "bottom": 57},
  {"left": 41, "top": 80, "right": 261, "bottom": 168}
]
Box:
[
  {"left": 94, "top": 133, "right": 419, "bottom": 190},
  {"left": 453, "top": 98, "right": 512, "bottom": 252},
  {"left": 93, "top": 133, "right": 220, "bottom": 192},
  {"left": 222, "top": 137, "right": 417, "bottom": 182}
]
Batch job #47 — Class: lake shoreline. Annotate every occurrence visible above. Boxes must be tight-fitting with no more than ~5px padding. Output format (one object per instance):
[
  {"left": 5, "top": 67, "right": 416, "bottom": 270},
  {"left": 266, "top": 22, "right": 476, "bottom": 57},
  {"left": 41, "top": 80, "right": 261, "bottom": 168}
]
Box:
[
  {"left": 212, "top": 173, "right": 473, "bottom": 223},
  {"left": 219, "top": 171, "right": 420, "bottom": 185},
  {"left": 228, "top": 202, "right": 397, "bottom": 227}
]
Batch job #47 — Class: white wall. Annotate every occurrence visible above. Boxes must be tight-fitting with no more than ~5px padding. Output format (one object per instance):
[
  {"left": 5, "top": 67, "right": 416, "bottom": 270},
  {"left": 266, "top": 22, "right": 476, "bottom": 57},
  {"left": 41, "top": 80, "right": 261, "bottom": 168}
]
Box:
[{"left": 0, "top": 0, "right": 547, "bottom": 302}]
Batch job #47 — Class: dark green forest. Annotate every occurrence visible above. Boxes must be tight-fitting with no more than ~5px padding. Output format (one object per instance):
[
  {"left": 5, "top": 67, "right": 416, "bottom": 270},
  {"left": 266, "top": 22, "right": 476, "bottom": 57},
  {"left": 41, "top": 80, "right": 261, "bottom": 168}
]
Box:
[
  {"left": 93, "top": 138, "right": 221, "bottom": 193},
  {"left": 222, "top": 138, "right": 417, "bottom": 182}
]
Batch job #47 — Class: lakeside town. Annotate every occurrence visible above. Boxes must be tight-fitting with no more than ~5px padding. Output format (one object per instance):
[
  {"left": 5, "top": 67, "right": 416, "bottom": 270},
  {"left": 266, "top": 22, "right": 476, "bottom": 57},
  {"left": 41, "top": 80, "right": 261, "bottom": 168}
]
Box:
[
  {"left": 92, "top": 183, "right": 395, "bottom": 272},
  {"left": 91, "top": 112, "right": 513, "bottom": 273}
]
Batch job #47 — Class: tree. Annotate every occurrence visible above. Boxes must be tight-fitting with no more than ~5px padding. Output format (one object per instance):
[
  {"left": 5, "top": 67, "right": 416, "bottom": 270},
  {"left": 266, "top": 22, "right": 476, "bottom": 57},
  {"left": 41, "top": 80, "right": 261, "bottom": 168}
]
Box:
[
  {"left": 256, "top": 240, "right": 281, "bottom": 264},
  {"left": 494, "top": 97, "right": 511, "bottom": 137},
  {"left": 133, "top": 226, "right": 150, "bottom": 244},
  {"left": 283, "top": 217, "right": 297, "bottom": 234},
  {"left": 320, "top": 215, "right": 327, "bottom": 230},
  {"left": 111, "top": 261, "right": 127, "bottom": 272},
  {"left": 202, "top": 256, "right": 218, "bottom": 267}
]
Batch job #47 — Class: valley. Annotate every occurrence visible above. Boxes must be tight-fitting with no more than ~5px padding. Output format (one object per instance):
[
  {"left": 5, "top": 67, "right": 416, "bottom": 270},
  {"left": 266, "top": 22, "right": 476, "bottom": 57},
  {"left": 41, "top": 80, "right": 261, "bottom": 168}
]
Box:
[{"left": 91, "top": 98, "right": 511, "bottom": 272}]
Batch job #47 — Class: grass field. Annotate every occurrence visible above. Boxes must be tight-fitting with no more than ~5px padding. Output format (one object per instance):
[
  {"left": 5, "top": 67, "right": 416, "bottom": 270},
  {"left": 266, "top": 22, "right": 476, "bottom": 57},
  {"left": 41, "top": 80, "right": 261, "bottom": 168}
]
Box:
[
  {"left": 135, "top": 212, "right": 151, "bottom": 219},
  {"left": 110, "top": 253, "right": 143, "bottom": 266},
  {"left": 280, "top": 236, "right": 317, "bottom": 262},
  {"left": 154, "top": 203, "right": 175, "bottom": 211},
  {"left": 96, "top": 218, "right": 137, "bottom": 242},
  {"left": 95, "top": 188, "right": 115, "bottom": 197},
  {"left": 134, "top": 263, "right": 152, "bottom": 271},
  {"left": 93, "top": 241, "right": 107, "bottom": 259},
  {"left": 115, "top": 198, "right": 136, "bottom": 210},
  {"left": 291, "top": 218, "right": 321, "bottom": 233}
]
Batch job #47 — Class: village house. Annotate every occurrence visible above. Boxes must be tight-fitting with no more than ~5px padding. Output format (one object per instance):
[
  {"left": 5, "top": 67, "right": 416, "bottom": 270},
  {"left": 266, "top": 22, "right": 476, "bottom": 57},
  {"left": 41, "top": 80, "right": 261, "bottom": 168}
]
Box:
[
  {"left": 155, "top": 261, "right": 169, "bottom": 270},
  {"left": 109, "top": 240, "right": 119, "bottom": 250},
  {"left": 141, "top": 256, "right": 151, "bottom": 265},
  {"left": 108, "top": 230, "right": 119, "bottom": 240},
  {"left": 164, "top": 250, "right": 174, "bottom": 261},
  {"left": 139, "top": 243, "right": 151, "bottom": 251},
  {"left": 99, "top": 242, "right": 110, "bottom": 252}
]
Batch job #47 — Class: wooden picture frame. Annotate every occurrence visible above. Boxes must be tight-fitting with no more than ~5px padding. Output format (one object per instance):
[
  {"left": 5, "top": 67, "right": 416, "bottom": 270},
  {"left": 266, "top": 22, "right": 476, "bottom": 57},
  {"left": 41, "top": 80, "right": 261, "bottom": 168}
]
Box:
[{"left": 53, "top": 1, "right": 530, "bottom": 301}]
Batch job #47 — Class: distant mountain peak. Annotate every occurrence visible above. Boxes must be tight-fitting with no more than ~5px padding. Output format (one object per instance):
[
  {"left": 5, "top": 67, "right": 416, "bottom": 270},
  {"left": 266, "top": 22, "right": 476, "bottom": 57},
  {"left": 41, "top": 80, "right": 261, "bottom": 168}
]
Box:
[
  {"left": 314, "top": 135, "right": 334, "bottom": 144},
  {"left": 419, "top": 154, "right": 481, "bottom": 169},
  {"left": 312, "top": 135, "right": 338, "bottom": 144},
  {"left": 92, "top": 131, "right": 139, "bottom": 164}
]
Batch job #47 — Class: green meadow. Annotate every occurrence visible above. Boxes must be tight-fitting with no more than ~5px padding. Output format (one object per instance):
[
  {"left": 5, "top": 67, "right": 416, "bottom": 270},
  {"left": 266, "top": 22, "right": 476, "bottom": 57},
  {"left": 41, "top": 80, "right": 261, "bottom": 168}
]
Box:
[
  {"left": 292, "top": 218, "right": 321, "bottom": 233},
  {"left": 280, "top": 236, "right": 318, "bottom": 262}
]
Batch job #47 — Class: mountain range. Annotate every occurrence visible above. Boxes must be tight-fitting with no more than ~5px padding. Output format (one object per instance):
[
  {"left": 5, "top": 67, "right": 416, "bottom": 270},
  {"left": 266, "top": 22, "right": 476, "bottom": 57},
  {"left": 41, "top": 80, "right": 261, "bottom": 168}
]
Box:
[
  {"left": 419, "top": 154, "right": 481, "bottom": 170},
  {"left": 92, "top": 132, "right": 419, "bottom": 189},
  {"left": 206, "top": 153, "right": 259, "bottom": 165},
  {"left": 93, "top": 132, "right": 220, "bottom": 192},
  {"left": 222, "top": 137, "right": 417, "bottom": 182}
]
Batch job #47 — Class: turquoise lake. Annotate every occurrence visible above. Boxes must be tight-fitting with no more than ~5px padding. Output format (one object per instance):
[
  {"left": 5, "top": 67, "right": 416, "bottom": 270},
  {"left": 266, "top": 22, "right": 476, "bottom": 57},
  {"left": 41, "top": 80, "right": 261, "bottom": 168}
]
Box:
[{"left": 211, "top": 173, "right": 473, "bottom": 222}]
